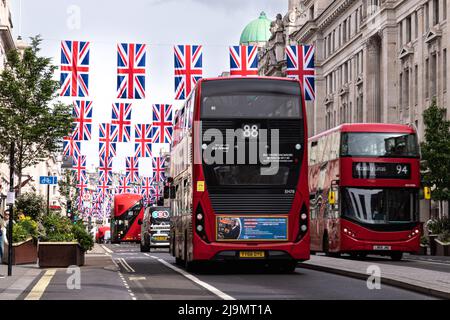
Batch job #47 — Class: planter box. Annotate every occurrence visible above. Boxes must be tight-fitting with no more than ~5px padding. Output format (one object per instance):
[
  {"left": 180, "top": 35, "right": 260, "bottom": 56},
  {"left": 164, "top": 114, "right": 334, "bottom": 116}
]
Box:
[
  {"left": 38, "top": 242, "right": 85, "bottom": 268},
  {"left": 2, "top": 238, "right": 38, "bottom": 265},
  {"left": 417, "top": 245, "right": 428, "bottom": 256},
  {"left": 435, "top": 239, "right": 450, "bottom": 256}
]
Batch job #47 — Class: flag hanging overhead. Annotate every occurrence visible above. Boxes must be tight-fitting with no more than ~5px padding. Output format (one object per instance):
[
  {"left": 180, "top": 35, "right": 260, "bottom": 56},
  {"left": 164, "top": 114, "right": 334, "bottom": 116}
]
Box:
[
  {"left": 72, "top": 100, "right": 93, "bottom": 141},
  {"left": 141, "top": 177, "right": 155, "bottom": 204},
  {"left": 152, "top": 156, "right": 166, "bottom": 183},
  {"left": 72, "top": 155, "right": 87, "bottom": 182},
  {"left": 174, "top": 45, "right": 203, "bottom": 100},
  {"left": 134, "top": 124, "right": 153, "bottom": 158},
  {"left": 97, "top": 179, "right": 110, "bottom": 199},
  {"left": 229, "top": 45, "right": 258, "bottom": 76},
  {"left": 99, "top": 123, "right": 118, "bottom": 158},
  {"left": 111, "top": 102, "right": 132, "bottom": 142},
  {"left": 151, "top": 104, "right": 173, "bottom": 144},
  {"left": 98, "top": 156, "right": 113, "bottom": 184},
  {"left": 285, "top": 45, "right": 316, "bottom": 101},
  {"left": 117, "top": 43, "right": 146, "bottom": 99},
  {"left": 63, "top": 134, "right": 81, "bottom": 159},
  {"left": 60, "top": 40, "right": 90, "bottom": 97},
  {"left": 126, "top": 156, "right": 140, "bottom": 183},
  {"left": 118, "top": 176, "right": 131, "bottom": 194}
]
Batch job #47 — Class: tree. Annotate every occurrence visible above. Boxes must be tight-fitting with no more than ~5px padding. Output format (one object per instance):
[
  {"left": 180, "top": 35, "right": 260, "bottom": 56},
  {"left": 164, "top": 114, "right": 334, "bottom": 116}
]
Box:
[
  {"left": 0, "top": 36, "right": 73, "bottom": 196},
  {"left": 14, "top": 192, "right": 46, "bottom": 221},
  {"left": 421, "top": 99, "right": 450, "bottom": 215}
]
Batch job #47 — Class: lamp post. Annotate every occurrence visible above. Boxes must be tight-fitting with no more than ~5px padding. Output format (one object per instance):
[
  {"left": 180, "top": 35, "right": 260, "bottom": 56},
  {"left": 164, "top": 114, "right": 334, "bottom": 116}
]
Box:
[{"left": 7, "top": 142, "right": 14, "bottom": 276}]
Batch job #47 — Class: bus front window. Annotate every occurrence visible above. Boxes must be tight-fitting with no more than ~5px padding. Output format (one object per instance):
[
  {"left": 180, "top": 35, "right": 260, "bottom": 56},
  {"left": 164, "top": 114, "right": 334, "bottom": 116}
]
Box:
[{"left": 341, "top": 188, "right": 419, "bottom": 224}]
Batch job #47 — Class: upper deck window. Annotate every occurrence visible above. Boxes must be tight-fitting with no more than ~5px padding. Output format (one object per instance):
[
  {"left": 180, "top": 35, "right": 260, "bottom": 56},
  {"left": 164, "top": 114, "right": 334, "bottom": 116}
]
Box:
[{"left": 340, "top": 132, "right": 420, "bottom": 158}]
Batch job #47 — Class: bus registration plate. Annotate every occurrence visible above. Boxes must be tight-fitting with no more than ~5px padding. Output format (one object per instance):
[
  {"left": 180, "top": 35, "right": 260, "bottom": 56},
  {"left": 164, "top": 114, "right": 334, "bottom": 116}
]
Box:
[
  {"left": 239, "top": 251, "right": 265, "bottom": 259},
  {"left": 373, "top": 245, "right": 391, "bottom": 251}
]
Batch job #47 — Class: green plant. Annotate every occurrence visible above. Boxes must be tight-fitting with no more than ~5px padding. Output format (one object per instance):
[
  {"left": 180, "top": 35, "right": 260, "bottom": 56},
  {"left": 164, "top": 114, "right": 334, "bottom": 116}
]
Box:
[
  {"left": 12, "top": 216, "right": 40, "bottom": 243},
  {"left": 14, "top": 192, "right": 46, "bottom": 221},
  {"left": 71, "top": 221, "right": 94, "bottom": 252},
  {"left": 427, "top": 217, "right": 450, "bottom": 235},
  {"left": 438, "top": 231, "right": 450, "bottom": 244},
  {"left": 41, "top": 212, "right": 75, "bottom": 242},
  {"left": 420, "top": 235, "right": 429, "bottom": 246}
]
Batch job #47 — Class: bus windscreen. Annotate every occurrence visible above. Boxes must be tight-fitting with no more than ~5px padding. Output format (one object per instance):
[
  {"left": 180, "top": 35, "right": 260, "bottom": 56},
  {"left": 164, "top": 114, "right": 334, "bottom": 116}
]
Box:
[{"left": 201, "top": 79, "right": 302, "bottom": 119}]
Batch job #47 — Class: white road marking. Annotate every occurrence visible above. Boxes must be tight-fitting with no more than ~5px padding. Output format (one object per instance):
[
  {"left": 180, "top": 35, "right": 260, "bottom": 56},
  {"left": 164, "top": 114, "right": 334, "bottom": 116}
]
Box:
[
  {"left": 129, "top": 276, "right": 146, "bottom": 281},
  {"left": 149, "top": 256, "right": 235, "bottom": 300},
  {"left": 25, "top": 269, "right": 57, "bottom": 300},
  {"left": 101, "top": 245, "right": 113, "bottom": 254},
  {"left": 119, "top": 258, "right": 136, "bottom": 273}
]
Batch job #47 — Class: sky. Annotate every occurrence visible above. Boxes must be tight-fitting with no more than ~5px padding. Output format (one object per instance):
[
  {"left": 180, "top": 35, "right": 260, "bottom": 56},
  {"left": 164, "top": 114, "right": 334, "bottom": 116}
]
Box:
[{"left": 10, "top": 0, "right": 287, "bottom": 176}]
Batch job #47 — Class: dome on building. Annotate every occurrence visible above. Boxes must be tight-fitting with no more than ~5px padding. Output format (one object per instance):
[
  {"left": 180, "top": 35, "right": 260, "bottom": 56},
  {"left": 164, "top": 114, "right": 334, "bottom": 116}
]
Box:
[{"left": 240, "top": 12, "right": 271, "bottom": 47}]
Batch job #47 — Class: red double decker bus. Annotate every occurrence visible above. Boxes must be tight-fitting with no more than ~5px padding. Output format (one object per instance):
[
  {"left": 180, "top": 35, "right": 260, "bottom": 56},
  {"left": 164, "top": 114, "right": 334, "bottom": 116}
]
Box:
[
  {"left": 168, "top": 77, "right": 310, "bottom": 272},
  {"left": 111, "top": 194, "right": 144, "bottom": 243},
  {"left": 308, "top": 123, "right": 422, "bottom": 260}
]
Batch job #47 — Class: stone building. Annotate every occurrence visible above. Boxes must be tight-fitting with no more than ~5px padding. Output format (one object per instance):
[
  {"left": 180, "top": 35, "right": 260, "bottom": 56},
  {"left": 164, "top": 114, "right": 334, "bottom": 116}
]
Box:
[{"left": 259, "top": 0, "right": 449, "bottom": 142}]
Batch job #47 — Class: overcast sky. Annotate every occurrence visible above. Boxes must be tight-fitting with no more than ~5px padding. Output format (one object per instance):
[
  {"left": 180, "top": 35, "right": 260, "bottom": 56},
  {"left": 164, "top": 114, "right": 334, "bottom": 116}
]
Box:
[{"left": 10, "top": 0, "right": 287, "bottom": 175}]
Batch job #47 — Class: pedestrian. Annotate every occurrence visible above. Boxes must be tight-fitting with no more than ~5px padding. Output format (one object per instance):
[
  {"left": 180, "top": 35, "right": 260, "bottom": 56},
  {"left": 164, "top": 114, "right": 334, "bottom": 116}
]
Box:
[{"left": 0, "top": 211, "right": 8, "bottom": 278}]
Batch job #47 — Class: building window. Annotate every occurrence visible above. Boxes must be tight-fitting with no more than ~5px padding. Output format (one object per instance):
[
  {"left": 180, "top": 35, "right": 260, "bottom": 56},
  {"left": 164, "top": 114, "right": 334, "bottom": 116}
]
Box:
[
  {"left": 414, "top": 12, "right": 419, "bottom": 39},
  {"left": 309, "top": 5, "right": 314, "bottom": 20},
  {"left": 343, "top": 20, "right": 347, "bottom": 43},
  {"left": 406, "top": 16, "right": 412, "bottom": 43},
  {"left": 444, "top": 49, "right": 448, "bottom": 91},
  {"left": 425, "top": 58, "right": 430, "bottom": 98},
  {"left": 444, "top": 0, "right": 448, "bottom": 20},
  {"left": 425, "top": 3, "right": 429, "bottom": 31},
  {"left": 349, "top": 102, "right": 353, "bottom": 122},
  {"left": 433, "top": 0, "right": 439, "bottom": 25},
  {"left": 415, "top": 65, "right": 419, "bottom": 104},
  {"left": 431, "top": 53, "right": 437, "bottom": 97},
  {"left": 399, "top": 72, "right": 403, "bottom": 111},
  {"left": 399, "top": 21, "right": 403, "bottom": 45}
]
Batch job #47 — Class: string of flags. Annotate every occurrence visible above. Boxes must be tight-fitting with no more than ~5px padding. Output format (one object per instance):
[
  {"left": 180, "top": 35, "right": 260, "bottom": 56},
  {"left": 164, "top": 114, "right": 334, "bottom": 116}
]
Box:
[{"left": 60, "top": 39, "right": 315, "bottom": 219}]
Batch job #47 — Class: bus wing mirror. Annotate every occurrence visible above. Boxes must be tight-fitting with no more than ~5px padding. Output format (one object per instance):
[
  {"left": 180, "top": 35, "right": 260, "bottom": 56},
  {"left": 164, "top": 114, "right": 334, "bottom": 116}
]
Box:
[
  {"left": 170, "top": 186, "right": 176, "bottom": 199},
  {"left": 424, "top": 187, "right": 431, "bottom": 200},
  {"left": 138, "top": 219, "right": 143, "bottom": 225},
  {"left": 328, "top": 190, "right": 336, "bottom": 205}
]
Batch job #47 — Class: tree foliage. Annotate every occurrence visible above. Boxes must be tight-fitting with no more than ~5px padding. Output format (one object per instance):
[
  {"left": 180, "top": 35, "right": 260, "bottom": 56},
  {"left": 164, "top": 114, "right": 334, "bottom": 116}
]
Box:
[
  {"left": 0, "top": 35, "right": 73, "bottom": 194},
  {"left": 421, "top": 99, "right": 450, "bottom": 201}
]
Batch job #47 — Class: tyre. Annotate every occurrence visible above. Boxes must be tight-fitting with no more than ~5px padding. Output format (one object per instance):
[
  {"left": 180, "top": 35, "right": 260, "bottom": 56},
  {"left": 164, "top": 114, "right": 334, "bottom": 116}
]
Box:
[
  {"left": 175, "top": 257, "right": 184, "bottom": 266},
  {"left": 280, "top": 261, "right": 297, "bottom": 273},
  {"left": 390, "top": 252, "right": 403, "bottom": 261}
]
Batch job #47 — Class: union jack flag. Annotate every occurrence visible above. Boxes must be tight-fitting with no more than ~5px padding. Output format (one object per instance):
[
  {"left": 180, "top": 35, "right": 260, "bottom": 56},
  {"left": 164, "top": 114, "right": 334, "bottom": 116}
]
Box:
[
  {"left": 60, "top": 40, "right": 90, "bottom": 97},
  {"left": 118, "top": 176, "right": 131, "bottom": 194},
  {"left": 98, "top": 156, "right": 113, "bottom": 184},
  {"left": 151, "top": 104, "right": 173, "bottom": 144},
  {"left": 97, "top": 179, "right": 110, "bottom": 199},
  {"left": 141, "top": 177, "right": 155, "bottom": 204},
  {"left": 152, "top": 156, "right": 166, "bottom": 183},
  {"left": 63, "top": 134, "right": 81, "bottom": 159},
  {"left": 174, "top": 45, "right": 202, "bottom": 100},
  {"left": 117, "top": 43, "right": 146, "bottom": 99},
  {"left": 76, "top": 177, "right": 88, "bottom": 209},
  {"left": 286, "top": 45, "right": 316, "bottom": 101},
  {"left": 229, "top": 45, "right": 258, "bottom": 76},
  {"left": 72, "top": 100, "right": 93, "bottom": 141},
  {"left": 111, "top": 103, "right": 132, "bottom": 142},
  {"left": 72, "top": 155, "right": 87, "bottom": 182},
  {"left": 134, "top": 124, "right": 153, "bottom": 158},
  {"left": 126, "top": 156, "right": 140, "bottom": 183},
  {"left": 99, "top": 123, "right": 118, "bottom": 158}
]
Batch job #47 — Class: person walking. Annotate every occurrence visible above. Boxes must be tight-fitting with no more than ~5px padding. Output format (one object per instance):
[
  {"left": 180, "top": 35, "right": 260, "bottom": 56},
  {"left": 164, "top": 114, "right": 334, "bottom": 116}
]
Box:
[{"left": 0, "top": 211, "right": 8, "bottom": 278}]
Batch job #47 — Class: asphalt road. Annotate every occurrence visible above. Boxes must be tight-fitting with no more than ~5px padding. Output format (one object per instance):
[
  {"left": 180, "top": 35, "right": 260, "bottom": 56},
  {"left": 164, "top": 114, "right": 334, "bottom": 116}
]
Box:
[{"left": 22, "top": 243, "right": 437, "bottom": 300}]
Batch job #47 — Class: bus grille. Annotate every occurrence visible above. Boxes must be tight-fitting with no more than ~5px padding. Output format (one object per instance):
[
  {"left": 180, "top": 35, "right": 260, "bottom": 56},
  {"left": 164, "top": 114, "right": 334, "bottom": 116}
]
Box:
[{"left": 208, "top": 193, "right": 295, "bottom": 214}]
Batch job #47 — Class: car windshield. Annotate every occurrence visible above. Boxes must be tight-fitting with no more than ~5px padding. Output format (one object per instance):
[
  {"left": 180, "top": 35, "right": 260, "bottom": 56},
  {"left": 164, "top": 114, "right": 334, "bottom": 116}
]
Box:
[
  {"left": 341, "top": 133, "right": 420, "bottom": 158},
  {"left": 341, "top": 188, "right": 419, "bottom": 224}
]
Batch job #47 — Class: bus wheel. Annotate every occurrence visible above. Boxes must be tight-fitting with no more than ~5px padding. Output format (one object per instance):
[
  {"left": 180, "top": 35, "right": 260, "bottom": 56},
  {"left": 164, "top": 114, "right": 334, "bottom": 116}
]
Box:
[
  {"left": 280, "top": 261, "right": 297, "bottom": 273},
  {"left": 175, "top": 257, "right": 184, "bottom": 266},
  {"left": 390, "top": 252, "right": 403, "bottom": 261}
]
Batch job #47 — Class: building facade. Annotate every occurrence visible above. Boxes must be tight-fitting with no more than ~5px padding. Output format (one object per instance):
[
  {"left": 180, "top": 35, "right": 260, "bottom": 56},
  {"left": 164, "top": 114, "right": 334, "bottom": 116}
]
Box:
[{"left": 260, "top": 0, "right": 449, "bottom": 141}]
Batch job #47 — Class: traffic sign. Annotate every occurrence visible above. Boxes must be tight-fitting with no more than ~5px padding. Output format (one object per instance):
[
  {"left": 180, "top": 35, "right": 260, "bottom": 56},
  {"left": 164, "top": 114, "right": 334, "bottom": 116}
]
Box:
[{"left": 40, "top": 176, "right": 58, "bottom": 185}]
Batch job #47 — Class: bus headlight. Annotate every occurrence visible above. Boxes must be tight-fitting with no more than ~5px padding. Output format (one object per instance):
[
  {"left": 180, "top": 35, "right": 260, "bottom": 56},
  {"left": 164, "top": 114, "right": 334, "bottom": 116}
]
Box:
[
  {"left": 197, "top": 213, "right": 203, "bottom": 221},
  {"left": 195, "top": 204, "right": 209, "bottom": 243},
  {"left": 296, "top": 204, "right": 308, "bottom": 242},
  {"left": 197, "top": 225, "right": 203, "bottom": 232},
  {"left": 301, "top": 225, "right": 307, "bottom": 232},
  {"left": 301, "top": 213, "right": 307, "bottom": 220}
]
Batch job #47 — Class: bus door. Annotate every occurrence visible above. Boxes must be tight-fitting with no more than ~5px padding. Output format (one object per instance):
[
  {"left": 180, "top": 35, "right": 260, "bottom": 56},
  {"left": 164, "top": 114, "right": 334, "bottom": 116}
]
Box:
[{"left": 326, "top": 182, "right": 340, "bottom": 251}]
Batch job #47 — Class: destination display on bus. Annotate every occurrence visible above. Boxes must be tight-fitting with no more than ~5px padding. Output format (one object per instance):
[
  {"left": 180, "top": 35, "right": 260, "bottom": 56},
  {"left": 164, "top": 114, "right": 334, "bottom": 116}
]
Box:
[
  {"left": 216, "top": 216, "right": 288, "bottom": 241},
  {"left": 352, "top": 162, "right": 411, "bottom": 179}
]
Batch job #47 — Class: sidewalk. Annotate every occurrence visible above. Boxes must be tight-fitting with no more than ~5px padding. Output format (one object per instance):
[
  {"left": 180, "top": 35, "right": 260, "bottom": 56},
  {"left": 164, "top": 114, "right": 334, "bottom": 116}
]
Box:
[
  {"left": 301, "top": 255, "right": 450, "bottom": 299},
  {"left": 0, "top": 263, "right": 43, "bottom": 300},
  {"left": 86, "top": 243, "right": 109, "bottom": 255}
]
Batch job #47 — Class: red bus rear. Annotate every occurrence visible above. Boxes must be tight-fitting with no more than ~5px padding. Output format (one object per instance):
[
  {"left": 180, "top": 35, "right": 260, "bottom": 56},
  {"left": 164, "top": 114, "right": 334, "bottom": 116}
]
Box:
[
  {"left": 111, "top": 194, "right": 144, "bottom": 243},
  {"left": 168, "top": 77, "right": 310, "bottom": 272},
  {"left": 308, "top": 123, "right": 421, "bottom": 260}
]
